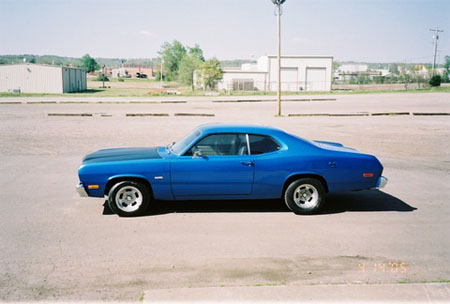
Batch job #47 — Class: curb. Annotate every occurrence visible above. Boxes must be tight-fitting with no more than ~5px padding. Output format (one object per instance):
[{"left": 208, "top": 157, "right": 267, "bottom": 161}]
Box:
[
  {"left": 288, "top": 113, "right": 330, "bottom": 117},
  {"left": 329, "top": 113, "right": 370, "bottom": 117},
  {"left": 26, "top": 101, "right": 57, "bottom": 104},
  {"left": 45, "top": 112, "right": 450, "bottom": 118},
  {"left": 174, "top": 113, "right": 215, "bottom": 117},
  {"left": 126, "top": 113, "right": 169, "bottom": 117},
  {"left": 413, "top": 112, "right": 450, "bottom": 116},
  {"left": 48, "top": 113, "right": 93, "bottom": 117},
  {"left": 372, "top": 112, "right": 410, "bottom": 116},
  {"left": 212, "top": 98, "right": 336, "bottom": 103},
  {"left": 288, "top": 112, "right": 450, "bottom": 117},
  {"left": 46, "top": 113, "right": 215, "bottom": 117},
  {"left": 288, "top": 113, "right": 369, "bottom": 117},
  {"left": 161, "top": 100, "right": 187, "bottom": 104}
]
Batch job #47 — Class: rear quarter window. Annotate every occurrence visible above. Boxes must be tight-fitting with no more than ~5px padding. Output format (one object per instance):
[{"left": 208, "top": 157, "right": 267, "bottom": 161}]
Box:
[{"left": 249, "top": 135, "right": 281, "bottom": 155}]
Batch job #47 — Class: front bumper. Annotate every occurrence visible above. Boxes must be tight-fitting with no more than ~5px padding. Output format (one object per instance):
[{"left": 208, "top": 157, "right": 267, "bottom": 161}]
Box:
[
  {"left": 76, "top": 182, "right": 88, "bottom": 197},
  {"left": 376, "top": 176, "right": 388, "bottom": 189}
]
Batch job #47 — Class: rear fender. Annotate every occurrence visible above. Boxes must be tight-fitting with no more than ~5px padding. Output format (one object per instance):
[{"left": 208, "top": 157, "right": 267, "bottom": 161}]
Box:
[{"left": 283, "top": 171, "right": 329, "bottom": 194}]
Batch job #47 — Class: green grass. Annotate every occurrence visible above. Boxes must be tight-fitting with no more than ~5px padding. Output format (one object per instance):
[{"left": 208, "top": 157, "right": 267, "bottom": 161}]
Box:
[
  {"left": 1, "top": 85, "right": 448, "bottom": 98},
  {"left": 90, "top": 77, "right": 158, "bottom": 83},
  {"left": 138, "top": 292, "right": 145, "bottom": 301}
]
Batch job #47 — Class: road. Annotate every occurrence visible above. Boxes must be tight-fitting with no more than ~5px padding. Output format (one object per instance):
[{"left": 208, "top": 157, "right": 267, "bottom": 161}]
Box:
[{"left": 0, "top": 92, "right": 449, "bottom": 302}]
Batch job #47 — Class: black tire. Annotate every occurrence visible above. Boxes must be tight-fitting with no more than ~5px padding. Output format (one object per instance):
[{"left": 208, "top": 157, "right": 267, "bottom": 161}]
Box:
[
  {"left": 284, "top": 178, "right": 325, "bottom": 215},
  {"left": 108, "top": 181, "right": 150, "bottom": 217}
]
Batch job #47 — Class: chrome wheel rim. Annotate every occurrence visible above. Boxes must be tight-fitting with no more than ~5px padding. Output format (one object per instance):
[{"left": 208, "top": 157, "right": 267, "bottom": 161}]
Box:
[
  {"left": 293, "top": 184, "right": 319, "bottom": 209},
  {"left": 115, "top": 186, "right": 143, "bottom": 213}
]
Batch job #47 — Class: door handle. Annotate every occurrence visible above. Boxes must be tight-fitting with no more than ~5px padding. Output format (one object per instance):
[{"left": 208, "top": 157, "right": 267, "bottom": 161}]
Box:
[{"left": 240, "top": 161, "right": 254, "bottom": 167}]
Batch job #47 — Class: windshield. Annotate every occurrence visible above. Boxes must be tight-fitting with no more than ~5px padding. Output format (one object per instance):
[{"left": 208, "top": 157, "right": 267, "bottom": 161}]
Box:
[{"left": 170, "top": 129, "right": 201, "bottom": 155}]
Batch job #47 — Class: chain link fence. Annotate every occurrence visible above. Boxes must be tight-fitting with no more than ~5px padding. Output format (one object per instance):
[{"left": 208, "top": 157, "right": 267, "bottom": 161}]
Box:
[{"left": 222, "top": 80, "right": 332, "bottom": 92}]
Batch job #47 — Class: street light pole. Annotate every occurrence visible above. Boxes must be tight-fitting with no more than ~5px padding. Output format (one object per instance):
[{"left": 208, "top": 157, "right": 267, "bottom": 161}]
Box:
[
  {"left": 277, "top": 3, "right": 281, "bottom": 116},
  {"left": 271, "top": 0, "right": 286, "bottom": 116}
]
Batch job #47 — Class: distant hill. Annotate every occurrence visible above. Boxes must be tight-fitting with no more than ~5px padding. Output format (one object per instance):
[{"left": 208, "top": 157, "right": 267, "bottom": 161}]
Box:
[
  {"left": 0, "top": 54, "right": 156, "bottom": 68},
  {"left": 0, "top": 54, "right": 259, "bottom": 69},
  {"left": 0, "top": 55, "right": 437, "bottom": 70},
  {"left": 219, "top": 59, "right": 256, "bottom": 68},
  {"left": 335, "top": 61, "right": 433, "bottom": 70}
]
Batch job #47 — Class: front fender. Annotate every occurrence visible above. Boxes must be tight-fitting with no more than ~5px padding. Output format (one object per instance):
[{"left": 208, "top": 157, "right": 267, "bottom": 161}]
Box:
[{"left": 106, "top": 173, "right": 173, "bottom": 201}]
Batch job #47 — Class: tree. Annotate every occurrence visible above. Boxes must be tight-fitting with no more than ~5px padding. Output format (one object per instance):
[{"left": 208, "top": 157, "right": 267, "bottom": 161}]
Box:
[
  {"left": 389, "top": 63, "right": 399, "bottom": 75},
  {"left": 442, "top": 55, "right": 450, "bottom": 83},
  {"left": 81, "top": 54, "right": 99, "bottom": 73},
  {"left": 158, "top": 40, "right": 187, "bottom": 81},
  {"left": 332, "top": 61, "right": 340, "bottom": 72},
  {"left": 188, "top": 44, "right": 205, "bottom": 62},
  {"left": 200, "top": 58, "right": 223, "bottom": 90},
  {"left": 178, "top": 53, "right": 203, "bottom": 90}
]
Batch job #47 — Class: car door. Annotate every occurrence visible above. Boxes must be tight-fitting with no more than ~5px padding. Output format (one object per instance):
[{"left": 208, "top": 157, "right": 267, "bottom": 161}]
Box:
[
  {"left": 170, "top": 133, "right": 255, "bottom": 197},
  {"left": 247, "top": 134, "right": 285, "bottom": 198}
]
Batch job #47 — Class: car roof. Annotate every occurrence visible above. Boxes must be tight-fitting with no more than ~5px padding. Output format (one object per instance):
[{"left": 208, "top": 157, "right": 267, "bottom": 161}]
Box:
[{"left": 197, "top": 123, "right": 286, "bottom": 136}]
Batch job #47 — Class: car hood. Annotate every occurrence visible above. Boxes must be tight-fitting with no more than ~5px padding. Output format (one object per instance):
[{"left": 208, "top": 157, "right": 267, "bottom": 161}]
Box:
[{"left": 82, "top": 147, "right": 161, "bottom": 164}]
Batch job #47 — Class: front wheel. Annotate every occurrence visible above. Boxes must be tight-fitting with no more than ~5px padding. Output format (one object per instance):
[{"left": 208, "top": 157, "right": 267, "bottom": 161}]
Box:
[
  {"left": 284, "top": 178, "right": 325, "bottom": 215},
  {"left": 108, "top": 181, "right": 150, "bottom": 217}
]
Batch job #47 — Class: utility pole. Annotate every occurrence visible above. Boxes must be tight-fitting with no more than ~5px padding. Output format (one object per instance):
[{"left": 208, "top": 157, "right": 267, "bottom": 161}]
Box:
[
  {"left": 430, "top": 27, "right": 444, "bottom": 76},
  {"left": 101, "top": 65, "right": 106, "bottom": 88},
  {"left": 271, "top": 0, "right": 286, "bottom": 116},
  {"left": 160, "top": 58, "right": 164, "bottom": 89}
]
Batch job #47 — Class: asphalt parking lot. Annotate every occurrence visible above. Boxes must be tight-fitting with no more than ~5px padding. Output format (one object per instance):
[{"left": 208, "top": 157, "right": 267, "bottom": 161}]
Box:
[{"left": 0, "top": 92, "right": 449, "bottom": 301}]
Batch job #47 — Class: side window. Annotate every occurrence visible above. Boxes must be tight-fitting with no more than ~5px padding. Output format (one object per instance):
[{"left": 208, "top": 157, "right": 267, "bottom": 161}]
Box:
[
  {"left": 249, "top": 135, "right": 280, "bottom": 155},
  {"left": 186, "top": 133, "right": 248, "bottom": 156}
]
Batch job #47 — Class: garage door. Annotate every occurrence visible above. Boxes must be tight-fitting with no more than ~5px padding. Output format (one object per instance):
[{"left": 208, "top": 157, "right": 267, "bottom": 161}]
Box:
[
  {"left": 281, "top": 67, "right": 298, "bottom": 92},
  {"left": 270, "top": 67, "right": 299, "bottom": 92},
  {"left": 306, "top": 68, "right": 327, "bottom": 91}
]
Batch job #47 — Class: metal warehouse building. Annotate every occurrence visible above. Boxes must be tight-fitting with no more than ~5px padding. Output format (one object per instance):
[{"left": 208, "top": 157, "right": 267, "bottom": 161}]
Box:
[
  {"left": 218, "top": 55, "right": 333, "bottom": 92},
  {"left": 0, "top": 64, "right": 87, "bottom": 93}
]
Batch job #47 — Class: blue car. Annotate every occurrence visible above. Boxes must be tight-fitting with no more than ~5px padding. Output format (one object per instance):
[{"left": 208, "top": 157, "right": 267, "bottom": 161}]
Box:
[{"left": 77, "top": 123, "right": 387, "bottom": 216}]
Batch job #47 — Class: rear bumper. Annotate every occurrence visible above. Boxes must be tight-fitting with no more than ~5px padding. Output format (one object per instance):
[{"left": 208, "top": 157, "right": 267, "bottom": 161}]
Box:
[
  {"left": 76, "top": 182, "right": 88, "bottom": 197},
  {"left": 376, "top": 176, "right": 388, "bottom": 189}
]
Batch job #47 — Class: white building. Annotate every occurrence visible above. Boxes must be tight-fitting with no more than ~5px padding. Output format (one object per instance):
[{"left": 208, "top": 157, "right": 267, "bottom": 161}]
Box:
[
  {"left": 0, "top": 64, "right": 86, "bottom": 93},
  {"left": 217, "top": 55, "right": 333, "bottom": 92},
  {"left": 375, "top": 69, "right": 391, "bottom": 77},
  {"left": 334, "top": 63, "right": 370, "bottom": 81},
  {"left": 338, "top": 64, "right": 368, "bottom": 73}
]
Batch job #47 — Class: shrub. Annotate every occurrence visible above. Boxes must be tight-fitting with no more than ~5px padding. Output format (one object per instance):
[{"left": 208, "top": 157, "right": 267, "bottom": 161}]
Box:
[
  {"left": 429, "top": 75, "right": 441, "bottom": 87},
  {"left": 118, "top": 78, "right": 124, "bottom": 82},
  {"left": 96, "top": 75, "right": 109, "bottom": 82}
]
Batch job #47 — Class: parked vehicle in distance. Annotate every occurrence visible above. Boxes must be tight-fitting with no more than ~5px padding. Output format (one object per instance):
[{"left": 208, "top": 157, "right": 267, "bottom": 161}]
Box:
[
  {"left": 136, "top": 72, "right": 147, "bottom": 78},
  {"left": 77, "top": 124, "right": 387, "bottom": 217}
]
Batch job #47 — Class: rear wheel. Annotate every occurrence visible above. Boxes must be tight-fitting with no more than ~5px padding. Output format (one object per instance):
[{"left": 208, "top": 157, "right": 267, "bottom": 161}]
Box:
[
  {"left": 108, "top": 181, "right": 150, "bottom": 217},
  {"left": 284, "top": 178, "right": 325, "bottom": 215}
]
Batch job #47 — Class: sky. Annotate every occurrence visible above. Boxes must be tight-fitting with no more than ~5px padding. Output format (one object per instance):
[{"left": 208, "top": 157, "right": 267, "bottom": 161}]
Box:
[{"left": 0, "top": 0, "right": 449, "bottom": 63}]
